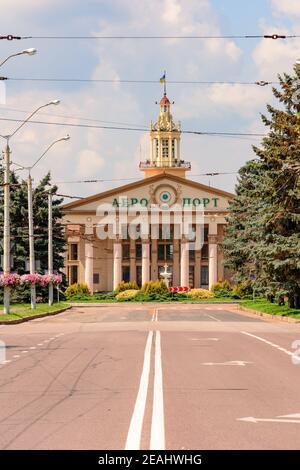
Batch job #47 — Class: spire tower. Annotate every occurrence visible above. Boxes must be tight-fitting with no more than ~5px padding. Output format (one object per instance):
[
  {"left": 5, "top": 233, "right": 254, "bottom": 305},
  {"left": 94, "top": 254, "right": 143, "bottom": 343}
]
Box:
[{"left": 140, "top": 80, "right": 191, "bottom": 178}]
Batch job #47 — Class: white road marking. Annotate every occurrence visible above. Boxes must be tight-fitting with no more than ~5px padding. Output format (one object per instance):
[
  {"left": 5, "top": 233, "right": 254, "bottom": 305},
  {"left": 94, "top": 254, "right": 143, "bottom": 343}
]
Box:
[
  {"left": 202, "top": 360, "right": 253, "bottom": 366},
  {"left": 43, "top": 340, "right": 50, "bottom": 343},
  {"left": 2, "top": 360, "right": 11, "bottom": 364},
  {"left": 150, "top": 330, "right": 165, "bottom": 450},
  {"left": 125, "top": 331, "right": 153, "bottom": 450},
  {"left": 37, "top": 343, "right": 43, "bottom": 346},
  {"left": 49, "top": 337, "right": 55, "bottom": 340},
  {"left": 205, "top": 313, "right": 221, "bottom": 322},
  {"left": 238, "top": 415, "right": 300, "bottom": 424},
  {"left": 279, "top": 413, "right": 300, "bottom": 419},
  {"left": 29, "top": 347, "right": 36, "bottom": 350},
  {"left": 242, "top": 331, "right": 294, "bottom": 357},
  {"left": 190, "top": 337, "right": 219, "bottom": 341},
  {"left": 13, "top": 355, "right": 20, "bottom": 358},
  {"left": 22, "top": 351, "right": 28, "bottom": 354}
]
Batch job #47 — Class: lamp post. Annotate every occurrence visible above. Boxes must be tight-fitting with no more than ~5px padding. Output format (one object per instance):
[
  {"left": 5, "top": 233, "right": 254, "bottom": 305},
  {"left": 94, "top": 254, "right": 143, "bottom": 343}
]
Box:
[
  {"left": 0, "top": 100, "right": 60, "bottom": 314},
  {"left": 0, "top": 48, "right": 37, "bottom": 69},
  {"left": 13, "top": 135, "right": 70, "bottom": 308}
]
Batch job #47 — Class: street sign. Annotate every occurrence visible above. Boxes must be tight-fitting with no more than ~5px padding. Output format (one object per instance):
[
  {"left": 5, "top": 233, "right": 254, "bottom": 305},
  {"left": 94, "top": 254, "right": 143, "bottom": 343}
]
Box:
[{"left": 169, "top": 286, "right": 190, "bottom": 293}]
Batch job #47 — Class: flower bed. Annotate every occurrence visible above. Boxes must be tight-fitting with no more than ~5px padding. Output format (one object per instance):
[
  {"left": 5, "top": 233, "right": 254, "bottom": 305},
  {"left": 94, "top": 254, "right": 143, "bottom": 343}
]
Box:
[
  {"left": 0, "top": 273, "right": 62, "bottom": 288},
  {"left": 0, "top": 273, "right": 20, "bottom": 287}
]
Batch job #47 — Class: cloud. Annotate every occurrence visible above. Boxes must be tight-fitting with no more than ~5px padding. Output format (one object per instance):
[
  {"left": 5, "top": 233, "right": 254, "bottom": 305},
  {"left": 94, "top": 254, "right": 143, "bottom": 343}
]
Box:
[
  {"left": 76, "top": 149, "right": 105, "bottom": 177},
  {"left": 271, "top": 0, "right": 300, "bottom": 17}
]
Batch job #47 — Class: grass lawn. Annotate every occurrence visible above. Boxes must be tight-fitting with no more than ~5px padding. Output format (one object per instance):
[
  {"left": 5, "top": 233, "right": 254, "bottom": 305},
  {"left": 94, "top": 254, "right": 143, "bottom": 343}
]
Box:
[
  {"left": 0, "top": 302, "right": 70, "bottom": 322},
  {"left": 241, "top": 298, "right": 300, "bottom": 318}
]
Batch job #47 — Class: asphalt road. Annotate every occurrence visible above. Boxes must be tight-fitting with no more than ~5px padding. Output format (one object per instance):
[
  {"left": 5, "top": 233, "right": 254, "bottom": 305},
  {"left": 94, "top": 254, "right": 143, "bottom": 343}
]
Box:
[{"left": 0, "top": 303, "right": 300, "bottom": 450}]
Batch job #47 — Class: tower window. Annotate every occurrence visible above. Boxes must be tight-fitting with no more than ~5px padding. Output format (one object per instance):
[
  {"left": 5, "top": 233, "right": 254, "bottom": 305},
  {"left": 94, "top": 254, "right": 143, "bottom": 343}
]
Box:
[
  {"left": 162, "top": 139, "right": 169, "bottom": 158},
  {"left": 172, "top": 139, "right": 175, "bottom": 158},
  {"left": 155, "top": 139, "right": 159, "bottom": 158}
]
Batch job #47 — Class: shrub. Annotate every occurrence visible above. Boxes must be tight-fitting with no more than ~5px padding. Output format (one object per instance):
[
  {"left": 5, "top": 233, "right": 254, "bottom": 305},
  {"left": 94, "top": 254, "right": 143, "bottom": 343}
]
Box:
[
  {"left": 211, "top": 280, "right": 232, "bottom": 298},
  {"left": 115, "top": 281, "right": 139, "bottom": 294},
  {"left": 116, "top": 289, "right": 139, "bottom": 300},
  {"left": 187, "top": 288, "right": 213, "bottom": 299},
  {"left": 141, "top": 280, "right": 168, "bottom": 295},
  {"left": 65, "top": 283, "right": 91, "bottom": 299},
  {"left": 232, "top": 281, "right": 254, "bottom": 299}
]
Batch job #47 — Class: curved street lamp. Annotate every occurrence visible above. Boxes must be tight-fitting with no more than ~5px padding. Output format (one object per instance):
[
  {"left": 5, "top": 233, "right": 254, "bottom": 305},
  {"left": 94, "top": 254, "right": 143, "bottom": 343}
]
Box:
[
  {"left": 0, "top": 99, "right": 60, "bottom": 314},
  {"left": 13, "top": 135, "right": 71, "bottom": 309},
  {"left": 0, "top": 48, "right": 37, "bottom": 68}
]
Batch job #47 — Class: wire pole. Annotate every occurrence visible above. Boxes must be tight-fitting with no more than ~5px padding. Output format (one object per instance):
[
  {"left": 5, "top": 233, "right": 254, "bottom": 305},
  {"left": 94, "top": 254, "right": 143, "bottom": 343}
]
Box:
[
  {"left": 27, "top": 172, "right": 36, "bottom": 309},
  {"left": 48, "top": 191, "right": 53, "bottom": 305},
  {"left": 3, "top": 140, "right": 11, "bottom": 314}
]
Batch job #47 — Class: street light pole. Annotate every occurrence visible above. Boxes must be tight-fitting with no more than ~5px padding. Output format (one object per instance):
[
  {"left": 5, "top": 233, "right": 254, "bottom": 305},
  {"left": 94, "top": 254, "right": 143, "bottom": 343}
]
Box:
[
  {"left": 12, "top": 135, "right": 70, "bottom": 308},
  {"left": 0, "top": 48, "right": 37, "bottom": 313},
  {"left": 48, "top": 191, "right": 53, "bottom": 306},
  {"left": 27, "top": 172, "right": 36, "bottom": 309},
  {"left": 1, "top": 100, "right": 60, "bottom": 314},
  {"left": 3, "top": 139, "right": 11, "bottom": 314}
]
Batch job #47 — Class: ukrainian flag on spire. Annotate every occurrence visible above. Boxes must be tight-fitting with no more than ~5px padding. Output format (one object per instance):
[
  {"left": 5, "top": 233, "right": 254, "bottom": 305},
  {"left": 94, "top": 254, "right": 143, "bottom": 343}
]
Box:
[{"left": 160, "top": 72, "right": 166, "bottom": 83}]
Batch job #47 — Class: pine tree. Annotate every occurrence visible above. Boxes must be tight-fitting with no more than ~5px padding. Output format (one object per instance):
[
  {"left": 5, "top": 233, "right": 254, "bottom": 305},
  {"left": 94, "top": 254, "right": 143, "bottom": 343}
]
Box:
[
  {"left": 223, "top": 65, "right": 300, "bottom": 308},
  {"left": 0, "top": 169, "right": 66, "bottom": 300}
]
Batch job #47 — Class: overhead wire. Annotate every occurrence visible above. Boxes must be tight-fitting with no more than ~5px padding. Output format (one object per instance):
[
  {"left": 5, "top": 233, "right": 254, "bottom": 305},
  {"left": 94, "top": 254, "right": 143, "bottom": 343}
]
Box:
[
  {"left": 0, "top": 116, "right": 266, "bottom": 138},
  {"left": 0, "top": 33, "right": 298, "bottom": 40}
]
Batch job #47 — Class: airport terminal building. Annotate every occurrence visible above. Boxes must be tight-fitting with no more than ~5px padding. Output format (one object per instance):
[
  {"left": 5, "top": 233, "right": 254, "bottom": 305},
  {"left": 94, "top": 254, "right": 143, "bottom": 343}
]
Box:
[{"left": 62, "top": 93, "right": 234, "bottom": 293}]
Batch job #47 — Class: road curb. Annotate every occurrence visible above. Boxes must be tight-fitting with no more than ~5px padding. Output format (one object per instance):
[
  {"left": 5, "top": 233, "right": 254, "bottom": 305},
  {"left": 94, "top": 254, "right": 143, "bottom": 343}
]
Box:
[
  {"left": 239, "top": 305, "right": 300, "bottom": 323},
  {"left": 70, "top": 301, "right": 240, "bottom": 307},
  {"left": 0, "top": 306, "right": 71, "bottom": 325}
]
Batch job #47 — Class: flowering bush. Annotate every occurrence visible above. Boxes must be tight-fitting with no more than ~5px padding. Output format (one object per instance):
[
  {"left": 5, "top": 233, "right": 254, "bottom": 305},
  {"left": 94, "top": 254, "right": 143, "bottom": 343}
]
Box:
[
  {"left": 20, "top": 273, "right": 42, "bottom": 286},
  {"left": 40, "top": 274, "right": 62, "bottom": 287},
  {"left": 187, "top": 288, "right": 213, "bottom": 298},
  {"left": 116, "top": 289, "right": 139, "bottom": 300},
  {"left": 0, "top": 273, "right": 20, "bottom": 287}
]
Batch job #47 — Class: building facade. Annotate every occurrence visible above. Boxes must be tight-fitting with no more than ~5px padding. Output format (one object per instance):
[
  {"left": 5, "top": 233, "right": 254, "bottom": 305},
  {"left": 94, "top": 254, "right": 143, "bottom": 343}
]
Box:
[{"left": 62, "top": 92, "right": 234, "bottom": 292}]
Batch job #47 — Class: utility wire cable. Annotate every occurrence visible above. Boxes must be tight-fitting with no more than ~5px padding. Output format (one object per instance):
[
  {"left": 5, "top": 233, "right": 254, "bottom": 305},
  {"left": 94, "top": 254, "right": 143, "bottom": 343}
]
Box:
[
  {"left": 0, "top": 76, "right": 277, "bottom": 86},
  {"left": 0, "top": 116, "right": 266, "bottom": 137},
  {"left": 0, "top": 34, "right": 298, "bottom": 40}
]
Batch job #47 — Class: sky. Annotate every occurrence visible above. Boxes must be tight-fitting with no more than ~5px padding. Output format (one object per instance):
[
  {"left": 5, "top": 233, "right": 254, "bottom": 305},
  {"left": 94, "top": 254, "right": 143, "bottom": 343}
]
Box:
[{"left": 0, "top": 0, "right": 299, "bottom": 199}]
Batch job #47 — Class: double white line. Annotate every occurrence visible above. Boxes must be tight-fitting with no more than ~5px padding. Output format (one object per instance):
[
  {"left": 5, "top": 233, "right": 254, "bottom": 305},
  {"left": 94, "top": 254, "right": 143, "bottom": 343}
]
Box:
[{"left": 125, "top": 310, "right": 165, "bottom": 450}]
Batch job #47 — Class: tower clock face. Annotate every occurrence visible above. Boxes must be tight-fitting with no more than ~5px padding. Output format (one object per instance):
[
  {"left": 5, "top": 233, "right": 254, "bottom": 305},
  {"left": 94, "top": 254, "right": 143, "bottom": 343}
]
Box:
[{"left": 153, "top": 185, "right": 177, "bottom": 206}]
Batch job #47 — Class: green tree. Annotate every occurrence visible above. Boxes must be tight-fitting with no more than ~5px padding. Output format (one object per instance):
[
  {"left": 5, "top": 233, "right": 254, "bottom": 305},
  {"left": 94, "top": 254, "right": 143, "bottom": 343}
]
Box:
[
  {"left": 0, "top": 170, "right": 66, "bottom": 300},
  {"left": 223, "top": 66, "right": 300, "bottom": 308}
]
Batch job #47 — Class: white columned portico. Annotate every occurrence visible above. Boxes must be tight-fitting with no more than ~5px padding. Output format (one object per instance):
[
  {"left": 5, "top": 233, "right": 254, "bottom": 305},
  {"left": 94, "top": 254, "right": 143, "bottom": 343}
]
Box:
[
  {"left": 113, "top": 238, "right": 122, "bottom": 290},
  {"left": 142, "top": 240, "right": 150, "bottom": 286},
  {"left": 85, "top": 240, "right": 94, "bottom": 294},
  {"left": 208, "top": 219, "right": 218, "bottom": 289},
  {"left": 180, "top": 237, "right": 189, "bottom": 287}
]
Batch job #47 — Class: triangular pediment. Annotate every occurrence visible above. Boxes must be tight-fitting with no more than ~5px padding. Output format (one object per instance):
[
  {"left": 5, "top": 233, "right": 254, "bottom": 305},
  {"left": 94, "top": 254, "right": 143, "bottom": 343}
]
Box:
[{"left": 62, "top": 172, "right": 234, "bottom": 212}]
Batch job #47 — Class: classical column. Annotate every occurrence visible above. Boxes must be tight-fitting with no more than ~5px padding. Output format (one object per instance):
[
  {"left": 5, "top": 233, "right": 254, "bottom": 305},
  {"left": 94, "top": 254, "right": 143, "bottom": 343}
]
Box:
[
  {"left": 208, "top": 234, "right": 218, "bottom": 289},
  {"left": 195, "top": 249, "right": 201, "bottom": 288},
  {"left": 85, "top": 240, "right": 94, "bottom": 294},
  {"left": 142, "top": 240, "right": 150, "bottom": 286},
  {"left": 151, "top": 238, "right": 158, "bottom": 281},
  {"left": 168, "top": 137, "right": 172, "bottom": 166},
  {"left": 130, "top": 238, "right": 136, "bottom": 283},
  {"left": 172, "top": 238, "right": 180, "bottom": 286},
  {"left": 113, "top": 239, "right": 122, "bottom": 290},
  {"left": 180, "top": 237, "right": 189, "bottom": 287},
  {"left": 176, "top": 138, "right": 180, "bottom": 161}
]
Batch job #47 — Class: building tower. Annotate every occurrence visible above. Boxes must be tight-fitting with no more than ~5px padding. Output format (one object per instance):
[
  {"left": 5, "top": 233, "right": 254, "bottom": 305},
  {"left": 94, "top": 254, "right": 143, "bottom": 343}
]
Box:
[{"left": 140, "top": 89, "right": 191, "bottom": 178}]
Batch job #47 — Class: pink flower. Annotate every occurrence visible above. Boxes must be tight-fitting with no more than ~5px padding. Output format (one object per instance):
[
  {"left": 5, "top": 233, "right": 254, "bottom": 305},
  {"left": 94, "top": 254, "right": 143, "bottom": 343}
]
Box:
[
  {"left": 0, "top": 273, "right": 20, "bottom": 287},
  {"left": 20, "top": 273, "right": 42, "bottom": 286}
]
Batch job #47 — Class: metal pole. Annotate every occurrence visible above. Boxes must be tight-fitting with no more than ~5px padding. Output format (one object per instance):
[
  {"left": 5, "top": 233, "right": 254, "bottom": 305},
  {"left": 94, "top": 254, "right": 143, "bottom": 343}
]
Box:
[
  {"left": 48, "top": 192, "right": 53, "bottom": 306},
  {"left": 27, "top": 173, "right": 36, "bottom": 309},
  {"left": 3, "top": 140, "right": 11, "bottom": 314}
]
